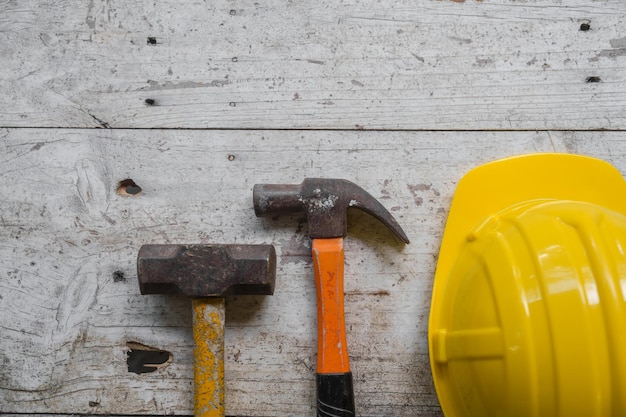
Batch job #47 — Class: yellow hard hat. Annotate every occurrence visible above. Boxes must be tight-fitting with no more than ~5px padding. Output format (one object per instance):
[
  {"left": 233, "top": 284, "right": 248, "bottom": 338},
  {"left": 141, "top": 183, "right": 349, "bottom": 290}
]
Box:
[{"left": 429, "top": 153, "right": 626, "bottom": 417}]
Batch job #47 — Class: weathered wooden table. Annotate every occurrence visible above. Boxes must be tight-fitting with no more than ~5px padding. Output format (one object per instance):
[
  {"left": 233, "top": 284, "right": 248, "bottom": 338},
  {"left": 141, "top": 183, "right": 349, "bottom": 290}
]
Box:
[{"left": 2, "top": 1, "right": 625, "bottom": 415}]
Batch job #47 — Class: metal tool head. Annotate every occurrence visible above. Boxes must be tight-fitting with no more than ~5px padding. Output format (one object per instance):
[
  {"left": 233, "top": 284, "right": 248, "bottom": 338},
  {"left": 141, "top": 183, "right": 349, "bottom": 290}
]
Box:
[
  {"left": 253, "top": 178, "right": 410, "bottom": 243},
  {"left": 137, "top": 244, "right": 276, "bottom": 298}
]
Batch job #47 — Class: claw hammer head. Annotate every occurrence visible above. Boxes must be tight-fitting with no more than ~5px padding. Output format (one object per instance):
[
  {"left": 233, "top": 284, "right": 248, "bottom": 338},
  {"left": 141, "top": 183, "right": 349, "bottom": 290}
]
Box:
[
  {"left": 137, "top": 244, "right": 276, "bottom": 298},
  {"left": 253, "top": 178, "right": 409, "bottom": 243}
]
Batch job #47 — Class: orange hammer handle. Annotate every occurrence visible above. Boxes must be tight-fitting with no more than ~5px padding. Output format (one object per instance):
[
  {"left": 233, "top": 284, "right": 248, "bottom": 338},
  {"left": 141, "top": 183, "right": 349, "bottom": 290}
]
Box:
[
  {"left": 312, "top": 238, "right": 356, "bottom": 415},
  {"left": 312, "top": 237, "right": 350, "bottom": 373}
]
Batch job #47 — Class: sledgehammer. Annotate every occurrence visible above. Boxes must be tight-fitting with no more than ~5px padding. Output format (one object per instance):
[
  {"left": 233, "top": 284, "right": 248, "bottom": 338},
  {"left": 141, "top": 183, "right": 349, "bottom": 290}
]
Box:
[
  {"left": 253, "top": 178, "right": 409, "bottom": 416},
  {"left": 137, "top": 244, "right": 276, "bottom": 417}
]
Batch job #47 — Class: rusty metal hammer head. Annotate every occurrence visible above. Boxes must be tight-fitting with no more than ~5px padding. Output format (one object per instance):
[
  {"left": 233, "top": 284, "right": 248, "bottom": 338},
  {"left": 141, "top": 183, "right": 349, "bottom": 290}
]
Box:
[
  {"left": 137, "top": 244, "right": 276, "bottom": 297},
  {"left": 253, "top": 178, "right": 410, "bottom": 243}
]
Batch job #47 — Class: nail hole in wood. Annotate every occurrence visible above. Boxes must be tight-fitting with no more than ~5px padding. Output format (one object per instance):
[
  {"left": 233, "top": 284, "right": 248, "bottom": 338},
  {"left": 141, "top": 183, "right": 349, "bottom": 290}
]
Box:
[
  {"left": 230, "top": 9, "right": 237, "bottom": 15},
  {"left": 127, "top": 342, "right": 172, "bottom": 374},
  {"left": 586, "top": 76, "right": 601, "bottom": 83},
  {"left": 117, "top": 179, "right": 142, "bottom": 196},
  {"left": 144, "top": 98, "right": 156, "bottom": 106},
  {"left": 113, "top": 271, "right": 126, "bottom": 282},
  {"left": 580, "top": 22, "right": 591, "bottom": 31},
  {"left": 147, "top": 37, "right": 157, "bottom": 45},
  {"left": 229, "top": 102, "right": 237, "bottom": 107},
  {"left": 232, "top": 57, "right": 238, "bottom": 62},
  {"left": 228, "top": 154, "right": 235, "bottom": 161}
]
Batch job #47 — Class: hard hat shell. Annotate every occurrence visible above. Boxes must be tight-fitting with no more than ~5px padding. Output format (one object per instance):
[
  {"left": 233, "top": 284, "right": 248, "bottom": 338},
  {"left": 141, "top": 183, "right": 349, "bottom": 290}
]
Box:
[{"left": 429, "top": 154, "right": 626, "bottom": 417}]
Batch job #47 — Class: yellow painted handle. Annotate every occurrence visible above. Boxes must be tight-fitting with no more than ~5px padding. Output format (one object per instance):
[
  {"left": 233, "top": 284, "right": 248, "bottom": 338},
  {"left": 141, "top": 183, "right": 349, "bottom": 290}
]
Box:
[{"left": 192, "top": 298, "right": 225, "bottom": 417}]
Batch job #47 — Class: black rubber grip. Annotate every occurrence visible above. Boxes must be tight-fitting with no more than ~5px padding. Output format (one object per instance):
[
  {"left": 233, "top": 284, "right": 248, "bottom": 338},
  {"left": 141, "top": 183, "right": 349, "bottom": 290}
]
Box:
[{"left": 316, "top": 372, "right": 355, "bottom": 416}]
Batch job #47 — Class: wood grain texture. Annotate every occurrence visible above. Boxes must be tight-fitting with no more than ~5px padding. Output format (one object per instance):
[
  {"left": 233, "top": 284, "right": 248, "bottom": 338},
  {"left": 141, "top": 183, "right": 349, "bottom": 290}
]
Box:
[
  {"left": 1, "top": 0, "right": 626, "bottom": 130},
  {"left": 3, "top": 0, "right": 626, "bottom": 415},
  {"left": 1, "top": 128, "right": 625, "bottom": 415}
]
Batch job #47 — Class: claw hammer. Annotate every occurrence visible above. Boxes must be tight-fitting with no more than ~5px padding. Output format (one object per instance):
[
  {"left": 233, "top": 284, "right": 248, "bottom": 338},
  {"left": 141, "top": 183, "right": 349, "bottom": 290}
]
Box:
[
  {"left": 137, "top": 244, "right": 276, "bottom": 417},
  {"left": 253, "top": 179, "right": 409, "bottom": 416}
]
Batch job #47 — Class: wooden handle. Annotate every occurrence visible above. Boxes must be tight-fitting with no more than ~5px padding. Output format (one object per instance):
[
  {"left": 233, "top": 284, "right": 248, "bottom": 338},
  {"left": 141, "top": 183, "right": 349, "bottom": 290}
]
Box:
[{"left": 192, "top": 298, "right": 225, "bottom": 417}]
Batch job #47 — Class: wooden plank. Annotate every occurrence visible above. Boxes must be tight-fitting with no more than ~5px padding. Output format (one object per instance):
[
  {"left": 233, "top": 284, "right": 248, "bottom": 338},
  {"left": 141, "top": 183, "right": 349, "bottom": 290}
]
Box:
[
  {"left": 1, "top": 128, "right": 625, "bottom": 415},
  {"left": 1, "top": 0, "right": 626, "bottom": 130}
]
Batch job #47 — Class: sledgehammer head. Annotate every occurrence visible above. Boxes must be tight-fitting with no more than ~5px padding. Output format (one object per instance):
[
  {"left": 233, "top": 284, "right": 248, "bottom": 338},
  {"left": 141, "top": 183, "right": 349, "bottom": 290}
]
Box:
[
  {"left": 253, "top": 178, "right": 410, "bottom": 243},
  {"left": 137, "top": 244, "right": 276, "bottom": 298}
]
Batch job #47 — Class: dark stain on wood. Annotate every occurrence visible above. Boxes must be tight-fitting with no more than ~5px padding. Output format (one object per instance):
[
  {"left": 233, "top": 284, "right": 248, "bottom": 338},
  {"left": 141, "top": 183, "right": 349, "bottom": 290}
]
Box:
[{"left": 126, "top": 342, "right": 172, "bottom": 374}]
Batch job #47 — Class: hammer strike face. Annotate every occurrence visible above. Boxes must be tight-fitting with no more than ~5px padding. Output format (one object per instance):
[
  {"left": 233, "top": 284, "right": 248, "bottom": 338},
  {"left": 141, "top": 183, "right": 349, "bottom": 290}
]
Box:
[
  {"left": 137, "top": 244, "right": 276, "bottom": 298},
  {"left": 253, "top": 178, "right": 410, "bottom": 243}
]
